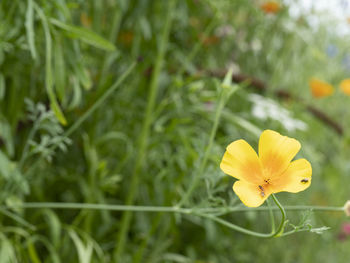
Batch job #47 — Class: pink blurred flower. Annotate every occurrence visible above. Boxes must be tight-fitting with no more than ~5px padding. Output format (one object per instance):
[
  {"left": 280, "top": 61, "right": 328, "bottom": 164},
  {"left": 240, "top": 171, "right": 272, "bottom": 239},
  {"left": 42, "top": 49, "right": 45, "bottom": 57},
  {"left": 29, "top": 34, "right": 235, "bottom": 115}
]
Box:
[
  {"left": 337, "top": 222, "right": 350, "bottom": 241},
  {"left": 342, "top": 223, "right": 350, "bottom": 235}
]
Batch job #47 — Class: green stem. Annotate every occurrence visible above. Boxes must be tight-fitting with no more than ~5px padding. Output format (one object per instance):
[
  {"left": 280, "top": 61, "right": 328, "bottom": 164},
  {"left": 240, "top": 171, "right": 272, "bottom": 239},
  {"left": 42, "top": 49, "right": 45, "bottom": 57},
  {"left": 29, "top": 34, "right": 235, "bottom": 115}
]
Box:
[
  {"left": 271, "top": 194, "right": 286, "bottom": 237},
  {"left": 64, "top": 62, "right": 136, "bottom": 137},
  {"left": 3, "top": 201, "right": 344, "bottom": 238},
  {"left": 2, "top": 202, "right": 344, "bottom": 213},
  {"left": 194, "top": 212, "right": 272, "bottom": 238},
  {"left": 266, "top": 197, "right": 275, "bottom": 233},
  {"left": 197, "top": 194, "right": 286, "bottom": 238},
  {"left": 178, "top": 87, "right": 227, "bottom": 207},
  {"left": 280, "top": 229, "right": 310, "bottom": 237},
  {"left": 18, "top": 121, "right": 40, "bottom": 169},
  {"left": 114, "top": 1, "right": 175, "bottom": 260}
]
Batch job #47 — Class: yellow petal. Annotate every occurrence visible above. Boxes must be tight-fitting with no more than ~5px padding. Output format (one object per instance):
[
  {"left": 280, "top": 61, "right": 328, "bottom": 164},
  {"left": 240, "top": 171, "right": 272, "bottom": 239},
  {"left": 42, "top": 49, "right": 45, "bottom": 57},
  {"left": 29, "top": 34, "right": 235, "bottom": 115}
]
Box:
[
  {"left": 233, "top": 180, "right": 272, "bottom": 207},
  {"left": 273, "top": 159, "right": 312, "bottom": 193},
  {"left": 309, "top": 78, "right": 334, "bottom": 98},
  {"left": 220, "top": 139, "right": 263, "bottom": 183},
  {"left": 340, "top": 79, "right": 350, "bottom": 96},
  {"left": 258, "top": 130, "right": 301, "bottom": 179}
]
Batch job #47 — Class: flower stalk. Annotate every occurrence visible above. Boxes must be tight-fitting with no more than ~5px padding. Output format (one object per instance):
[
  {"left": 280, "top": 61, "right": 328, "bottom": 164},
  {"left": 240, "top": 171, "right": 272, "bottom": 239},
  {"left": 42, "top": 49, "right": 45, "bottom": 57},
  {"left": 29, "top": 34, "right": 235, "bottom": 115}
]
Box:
[{"left": 3, "top": 199, "right": 345, "bottom": 238}]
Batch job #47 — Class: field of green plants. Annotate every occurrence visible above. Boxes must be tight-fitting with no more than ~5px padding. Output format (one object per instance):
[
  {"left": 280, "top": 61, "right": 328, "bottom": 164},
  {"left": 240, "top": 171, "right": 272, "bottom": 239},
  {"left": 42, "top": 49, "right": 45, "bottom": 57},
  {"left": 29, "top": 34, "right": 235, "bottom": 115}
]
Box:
[{"left": 1, "top": 0, "right": 350, "bottom": 262}]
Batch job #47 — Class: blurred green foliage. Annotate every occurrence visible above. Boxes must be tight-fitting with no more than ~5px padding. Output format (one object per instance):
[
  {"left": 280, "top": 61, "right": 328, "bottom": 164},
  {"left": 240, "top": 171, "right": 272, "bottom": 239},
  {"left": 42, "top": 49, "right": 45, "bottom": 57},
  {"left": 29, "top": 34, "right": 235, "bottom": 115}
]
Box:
[{"left": 1, "top": 0, "right": 350, "bottom": 262}]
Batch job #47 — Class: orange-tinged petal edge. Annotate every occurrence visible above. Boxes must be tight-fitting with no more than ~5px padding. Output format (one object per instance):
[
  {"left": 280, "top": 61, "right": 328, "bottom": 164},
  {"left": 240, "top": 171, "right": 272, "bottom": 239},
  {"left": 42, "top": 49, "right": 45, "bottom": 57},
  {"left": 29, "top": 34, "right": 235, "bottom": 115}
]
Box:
[{"left": 258, "top": 130, "right": 301, "bottom": 179}]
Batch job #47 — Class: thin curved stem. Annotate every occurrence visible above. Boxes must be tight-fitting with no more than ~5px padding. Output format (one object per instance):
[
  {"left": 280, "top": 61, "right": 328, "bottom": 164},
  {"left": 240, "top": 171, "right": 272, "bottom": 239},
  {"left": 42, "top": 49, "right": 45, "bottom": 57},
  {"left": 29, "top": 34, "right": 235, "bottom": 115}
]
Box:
[
  {"left": 194, "top": 195, "right": 285, "bottom": 238},
  {"left": 280, "top": 229, "right": 310, "bottom": 237},
  {"left": 2, "top": 201, "right": 344, "bottom": 238},
  {"left": 270, "top": 194, "right": 286, "bottom": 237},
  {"left": 18, "top": 121, "right": 40, "bottom": 169},
  {"left": 194, "top": 212, "right": 272, "bottom": 238},
  {"left": 266, "top": 197, "right": 275, "bottom": 233},
  {"left": 64, "top": 61, "right": 136, "bottom": 137}
]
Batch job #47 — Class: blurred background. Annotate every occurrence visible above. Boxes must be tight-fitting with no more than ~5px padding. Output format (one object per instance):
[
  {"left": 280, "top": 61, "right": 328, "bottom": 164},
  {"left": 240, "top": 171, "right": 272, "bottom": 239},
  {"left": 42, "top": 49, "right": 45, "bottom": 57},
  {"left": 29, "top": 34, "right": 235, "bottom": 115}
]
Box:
[{"left": 1, "top": 0, "right": 350, "bottom": 262}]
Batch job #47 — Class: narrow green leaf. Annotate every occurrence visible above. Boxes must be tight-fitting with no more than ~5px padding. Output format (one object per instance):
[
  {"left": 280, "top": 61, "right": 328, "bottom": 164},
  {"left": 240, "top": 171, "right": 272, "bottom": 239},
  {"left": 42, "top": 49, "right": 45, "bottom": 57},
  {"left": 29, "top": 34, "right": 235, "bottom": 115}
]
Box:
[
  {"left": 42, "top": 209, "right": 62, "bottom": 248},
  {"left": 34, "top": 4, "right": 67, "bottom": 125},
  {"left": 54, "top": 36, "right": 66, "bottom": 102},
  {"left": 50, "top": 18, "right": 116, "bottom": 51},
  {"left": 25, "top": 0, "right": 37, "bottom": 60},
  {"left": 51, "top": 101, "right": 67, "bottom": 126},
  {"left": 68, "top": 229, "right": 93, "bottom": 263},
  {"left": 75, "top": 63, "right": 92, "bottom": 90},
  {"left": 0, "top": 234, "right": 17, "bottom": 262},
  {"left": 0, "top": 208, "right": 36, "bottom": 230},
  {"left": 68, "top": 76, "right": 82, "bottom": 109},
  {"left": 0, "top": 73, "right": 5, "bottom": 100},
  {"left": 0, "top": 150, "right": 12, "bottom": 179},
  {"left": 0, "top": 117, "right": 15, "bottom": 157},
  {"left": 28, "top": 242, "right": 42, "bottom": 263}
]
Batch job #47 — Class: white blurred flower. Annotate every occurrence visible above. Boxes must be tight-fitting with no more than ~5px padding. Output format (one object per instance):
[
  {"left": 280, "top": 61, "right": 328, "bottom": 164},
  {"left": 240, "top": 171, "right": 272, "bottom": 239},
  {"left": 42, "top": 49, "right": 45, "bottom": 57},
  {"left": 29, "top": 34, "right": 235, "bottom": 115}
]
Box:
[
  {"left": 249, "top": 94, "right": 308, "bottom": 132},
  {"left": 251, "top": 39, "right": 262, "bottom": 52},
  {"left": 215, "top": 25, "right": 235, "bottom": 37}
]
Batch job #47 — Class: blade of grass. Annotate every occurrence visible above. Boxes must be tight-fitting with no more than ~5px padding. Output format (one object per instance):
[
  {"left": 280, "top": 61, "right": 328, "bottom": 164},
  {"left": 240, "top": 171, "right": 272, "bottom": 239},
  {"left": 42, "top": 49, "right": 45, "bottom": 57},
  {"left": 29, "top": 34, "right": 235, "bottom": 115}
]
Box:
[
  {"left": 64, "top": 61, "right": 136, "bottom": 137},
  {"left": 34, "top": 4, "right": 67, "bottom": 125},
  {"left": 50, "top": 18, "right": 116, "bottom": 51},
  {"left": 25, "top": 0, "right": 37, "bottom": 60},
  {"left": 114, "top": 0, "right": 176, "bottom": 260},
  {"left": 53, "top": 35, "right": 66, "bottom": 101},
  {"left": 0, "top": 208, "right": 36, "bottom": 231}
]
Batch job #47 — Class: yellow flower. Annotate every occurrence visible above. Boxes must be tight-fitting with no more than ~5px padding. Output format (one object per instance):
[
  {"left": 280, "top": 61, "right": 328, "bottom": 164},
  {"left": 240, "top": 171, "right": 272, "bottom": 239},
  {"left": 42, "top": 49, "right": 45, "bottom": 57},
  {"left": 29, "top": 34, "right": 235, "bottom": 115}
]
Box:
[
  {"left": 340, "top": 79, "right": 350, "bottom": 95},
  {"left": 309, "top": 78, "right": 334, "bottom": 98},
  {"left": 261, "top": 1, "right": 281, "bottom": 14},
  {"left": 220, "top": 130, "right": 312, "bottom": 207}
]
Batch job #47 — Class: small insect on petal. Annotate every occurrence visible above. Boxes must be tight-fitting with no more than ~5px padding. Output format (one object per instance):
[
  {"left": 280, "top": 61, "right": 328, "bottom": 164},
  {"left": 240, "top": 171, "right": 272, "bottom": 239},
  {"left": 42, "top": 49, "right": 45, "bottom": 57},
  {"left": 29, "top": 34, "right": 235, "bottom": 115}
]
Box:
[
  {"left": 258, "top": 185, "right": 265, "bottom": 197},
  {"left": 300, "top": 179, "right": 309, "bottom": 184}
]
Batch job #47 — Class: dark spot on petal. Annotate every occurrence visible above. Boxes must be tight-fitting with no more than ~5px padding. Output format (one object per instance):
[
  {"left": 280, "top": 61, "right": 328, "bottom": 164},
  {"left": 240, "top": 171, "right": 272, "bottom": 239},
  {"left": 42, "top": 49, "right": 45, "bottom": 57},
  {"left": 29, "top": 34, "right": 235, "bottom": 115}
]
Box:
[{"left": 258, "top": 185, "right": 265, "bottom": 197}]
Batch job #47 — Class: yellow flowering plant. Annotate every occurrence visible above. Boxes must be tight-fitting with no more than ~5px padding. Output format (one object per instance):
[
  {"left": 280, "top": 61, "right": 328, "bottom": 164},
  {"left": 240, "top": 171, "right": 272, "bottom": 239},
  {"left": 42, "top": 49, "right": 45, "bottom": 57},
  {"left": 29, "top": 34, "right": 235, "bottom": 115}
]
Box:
[{"left": 220, "top": 130, "right": 312, "bottom": 207}]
